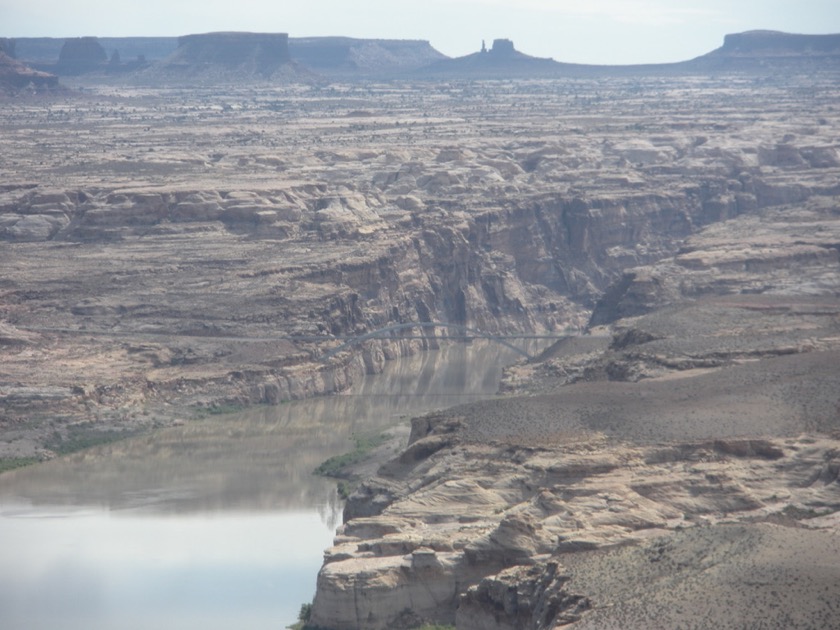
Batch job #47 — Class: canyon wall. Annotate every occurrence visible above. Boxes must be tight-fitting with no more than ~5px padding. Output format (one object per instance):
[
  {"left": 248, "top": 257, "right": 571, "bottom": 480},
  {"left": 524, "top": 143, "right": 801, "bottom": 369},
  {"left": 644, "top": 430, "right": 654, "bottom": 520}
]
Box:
[
  {"left": 150, "top": 31, "right": 295, "bottom": 81},
  {"left": 1, "top": 73, "right": 838, "bottom": 481},
  {"left": 310, "top": 186, "right": 840, "bottom": 629},
  {"left": 288, "top": 37, "right": 447, "bottom": 74},
  {"left": 56, "top": 36, "right": 107, "bottom": 75}
]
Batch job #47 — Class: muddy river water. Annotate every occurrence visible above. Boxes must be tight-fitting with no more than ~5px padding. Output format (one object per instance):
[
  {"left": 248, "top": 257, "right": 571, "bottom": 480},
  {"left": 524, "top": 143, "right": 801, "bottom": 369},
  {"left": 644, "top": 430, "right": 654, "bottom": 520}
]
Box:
[{"left": 0, "top": 341, "right": 530, "bottom": 629}]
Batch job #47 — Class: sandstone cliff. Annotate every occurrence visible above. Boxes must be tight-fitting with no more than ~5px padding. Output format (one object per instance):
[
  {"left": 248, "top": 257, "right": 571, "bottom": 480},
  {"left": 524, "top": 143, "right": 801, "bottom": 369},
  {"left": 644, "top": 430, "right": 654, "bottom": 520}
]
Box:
[
  {"left": 311, "top": 191, "right": 840, "bottom": 629},
  {"left": 423, "top": 31, "right": 840, "bottom": 78},
  {"left": 0, "top": 39, "right": 60, "bottom": 92},
  {"left": 421, "top": 38, "right": 560, "bottom": 78},
  {"left": 685, "top": 30, "right": 840, "bottom": 73},
  {"left": 289, "top": 37, "right": 447, "bottom": 75},
  {"left": 1, "top": 30, "right": 839, "bottom": 627},
  {"left": 56, "top": 36, "right": 108, "bottom": 75},
  {"left": 2, "top": 72, "right": 839, "bottom": 460},
  {"left": 141, "top": 31, "right": 306, "bottom": 83},
  {"left": 10, "top": 30, "right": 840, "bottom": 82}
]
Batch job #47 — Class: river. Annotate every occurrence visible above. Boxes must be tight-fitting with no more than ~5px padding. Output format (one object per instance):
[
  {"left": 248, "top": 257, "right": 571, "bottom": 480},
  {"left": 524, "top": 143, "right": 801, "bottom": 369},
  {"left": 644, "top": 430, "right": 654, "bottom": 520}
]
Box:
[{"left": 0, "top": 341, "right": 531, "bottom": 629}]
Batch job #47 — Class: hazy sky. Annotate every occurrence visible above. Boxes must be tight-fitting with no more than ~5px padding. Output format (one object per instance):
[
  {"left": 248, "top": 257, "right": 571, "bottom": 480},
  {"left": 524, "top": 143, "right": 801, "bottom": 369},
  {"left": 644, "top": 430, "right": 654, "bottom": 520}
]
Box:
[{"left": 3, "top": 0, "right": 840, "bottom": 64}]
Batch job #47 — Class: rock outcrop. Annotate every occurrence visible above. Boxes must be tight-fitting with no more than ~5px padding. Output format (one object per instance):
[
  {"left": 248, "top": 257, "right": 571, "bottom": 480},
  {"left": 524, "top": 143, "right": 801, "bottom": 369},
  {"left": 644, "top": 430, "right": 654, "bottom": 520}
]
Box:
[
  {"left": 13, "top": 37, "right": 177, "bottom": 68},
  {"left": 10, "top": 30, "right": 840, "bottom": 81},
  {"left": 174, "top": 32, "right": 290, "bottom": 68},
  {"left": 314, "top": 427, "right": 840, "bottom": 628},
  {"left": 56, "top": 36, "right": 107, "bottom": 75},
  {"left": 684, "top": 30, "right": 840, "bottom": 73},
  {"left": 423, "top": 31, "right": 840, "bottom": 78},
  {"left": 145, "top": 31, "right": 303, "bottom": 83},
  {"left": 0, "top": 39, "right": 60, "bottom": 92},
  {"left": 1, "top": 66, "right": 839, "bottom": 549},
  {"left": 421, "top": 38, "right": 562, "bottom": 77},
  {"left": 289, "top": 37, "right": 447, "bottom": 75},
  {"left": 311, "top": 191, "right": 840, "bottom": 628},
  {"left": 0, "top": 39, "right": 16, "bottom": 58},
  {"left": 2, "top": 25, "right": 840, "bottom": 627},
  {"left": 721, "top": 30, "right": 840, "bottom": 54}
]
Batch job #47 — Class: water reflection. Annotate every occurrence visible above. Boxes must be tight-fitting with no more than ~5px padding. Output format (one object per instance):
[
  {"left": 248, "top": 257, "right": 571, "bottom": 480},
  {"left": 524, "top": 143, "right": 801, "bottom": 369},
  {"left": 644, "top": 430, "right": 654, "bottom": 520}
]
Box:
[
  {"left": 0, "top": 507, "right": 333, "bottom": 630},
  {"left": 0, "top": 341, "right": 532, "bottom": 629},
  {"left": 0, "top": 341, "right": 525, "bottom": 514}
]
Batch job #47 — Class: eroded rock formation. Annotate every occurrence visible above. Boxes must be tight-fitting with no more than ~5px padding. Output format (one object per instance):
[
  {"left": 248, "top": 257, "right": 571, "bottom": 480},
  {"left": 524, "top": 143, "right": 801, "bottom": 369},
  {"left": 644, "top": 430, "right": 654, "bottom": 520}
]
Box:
[
  {"left": 723, "top": 30, "right": 840, "bottom": 55},
  {"left": 10, "top": 30, "right": 840, "bottom": 82},
  {"left": 56, "top": 36, "right": 107, "bottom": 75},
  {"left": 425, "top": 31, "right": 840, "bottom": 78},
  {"left": 421, "top": 38, "right": 561, "bottom": 77},
  {"left": 687, "top": 30, "right": 840, "bottom": 72},
  {"left": 311, "top": 192, "right": 840, "bottom": 628},
  {"left": 1, "top": 71, "right": 839, "bottom": 461},
  {"left": 1, "top": 25, "right": 840, "bottom": 627},
  {"left": 149, "top": 31, "right": 301, "bottom": 82},
  {"left": 0, "top": 39, "right": 60, "bottom": 92},
  {"left": 289, "top": 37, "right": 447, "bottom": 75}
]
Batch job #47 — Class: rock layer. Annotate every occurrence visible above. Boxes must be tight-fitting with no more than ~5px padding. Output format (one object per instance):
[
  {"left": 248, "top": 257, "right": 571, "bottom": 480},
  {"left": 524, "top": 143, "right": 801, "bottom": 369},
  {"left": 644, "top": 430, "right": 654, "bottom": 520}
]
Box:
[
  {"left": 56, "top": 36, "right": 107, "bottom": 75},
  {"left": 311, "top": 192, "right": 840, "bottom": 628},
  {"left": 0, "top": 39, "right": 59, "bottom": 92},
  {"left": 146, "top": 31, "right": 300, "bottom": 82},
  {"left": 1, "top": 71, "right": 839, "bottom": 527},
  {"left": 288, "top": 37, "right": 447, "bottom": 75}
]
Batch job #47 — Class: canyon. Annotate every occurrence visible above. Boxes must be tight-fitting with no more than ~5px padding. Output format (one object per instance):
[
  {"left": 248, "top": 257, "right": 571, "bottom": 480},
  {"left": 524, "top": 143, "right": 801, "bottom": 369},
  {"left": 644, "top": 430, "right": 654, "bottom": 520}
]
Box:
[{"left": 1, "top": 30, "right": 839, "bottom": 629}]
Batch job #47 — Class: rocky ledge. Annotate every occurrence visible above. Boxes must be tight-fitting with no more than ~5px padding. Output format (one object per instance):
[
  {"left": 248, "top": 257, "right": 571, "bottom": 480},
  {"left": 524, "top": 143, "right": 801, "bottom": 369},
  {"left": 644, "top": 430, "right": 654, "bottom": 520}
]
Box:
[
  {"left": 310, "top": 191, "right": 840, "bottom": 628},
  {"left": 135, "top": 31, "right": 307, "bottom": 83},
  {"left": 0, "top": 39, "right": 60, "bottom": 93}
]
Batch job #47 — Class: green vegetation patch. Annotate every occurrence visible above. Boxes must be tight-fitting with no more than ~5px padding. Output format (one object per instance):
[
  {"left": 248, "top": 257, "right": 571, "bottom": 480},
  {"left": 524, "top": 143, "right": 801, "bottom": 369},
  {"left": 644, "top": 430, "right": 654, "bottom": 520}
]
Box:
[
  {"left": 336, "top": 479, "right": 354, "bottom": 500},
  {"left": 45, "top": 426, "right": 134, "bottom": 456},
  {"left": 287, "top": 602, "right": 333, "bottom": 630},
  {"left": 193, "top": 403, "right": 248, "bottom": 418},
  {"left": 781, "top": 504, "right": 832, "bottom": 520},
  {"left": 0, "top": 457, "right": 39, "bottom": 475},
  {"left": 286, "top": 599, "right": 454, "bottom": 630},
  {"left": 314, "top": 431, "right": 389, "bottom": 479}
]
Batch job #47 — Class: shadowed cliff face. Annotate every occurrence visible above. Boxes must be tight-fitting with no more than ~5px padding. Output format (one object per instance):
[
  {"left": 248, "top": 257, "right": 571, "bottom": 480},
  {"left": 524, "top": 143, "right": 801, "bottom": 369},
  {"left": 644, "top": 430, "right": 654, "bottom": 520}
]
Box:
[
  {"left": 0, "top": 39, "right": 60, "bottom": 92},
  {"left": 722, "top": 30, "right": 840, "bottom": 54},
  {"left": 174, "top": 32, "right": 290, "bottom": 66},
  {"left": 0, "top": 51, "right": 60, "bottom": 92},
  {"left": 288, "top": 37, "right": 447, "bottom": 75},
  {"left": 57, "top": 37, "right": 107, "bottom": 75},
  {"left": 687, "top": 30, "right": 840, "bottom": 73},
  {"left": 149, "top": 31, "right": 297, "bottom": 81}
]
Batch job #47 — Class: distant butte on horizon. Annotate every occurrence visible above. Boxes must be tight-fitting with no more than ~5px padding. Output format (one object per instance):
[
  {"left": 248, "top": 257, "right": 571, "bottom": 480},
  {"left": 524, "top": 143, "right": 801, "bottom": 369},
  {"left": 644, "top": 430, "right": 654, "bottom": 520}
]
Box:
[{"left": 2, "top": 29, "right": 839, "bottom": 89}]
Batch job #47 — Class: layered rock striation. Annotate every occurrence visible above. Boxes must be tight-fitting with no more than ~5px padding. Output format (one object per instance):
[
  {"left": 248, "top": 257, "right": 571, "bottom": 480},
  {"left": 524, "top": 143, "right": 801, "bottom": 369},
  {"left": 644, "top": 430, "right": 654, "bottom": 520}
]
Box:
[
  {"left": 311, "top": 191, "right": 840, "bottom": 629},
  {"left": 9, "top": 30, "right": 840, "bottom": 82},
  {"left": 145, "top": 31, "right": 302, "bottom": 82},
  {"left": 2, "top": 30, "right": 840, "bottom": 626},
  {"left": 0, "top": 72, "right": 838, "bottom": 470},
  {"left": 56, "top": 36, "right": 108, "bottom": 75},
  {"left": 424, "top": 31, "right": 840, "bottom": 78},
  {"left": 421, "top": 38, "right": 561, "bottom": 77},
  {"left": 289, "top": 37, "right": 447, "bottom": 75},
  {"left": 686, "top": 30, "right": 840, "bottom": 73},
  {"left": 0, "top": 39, "right": 60, "bottom": 92}
]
